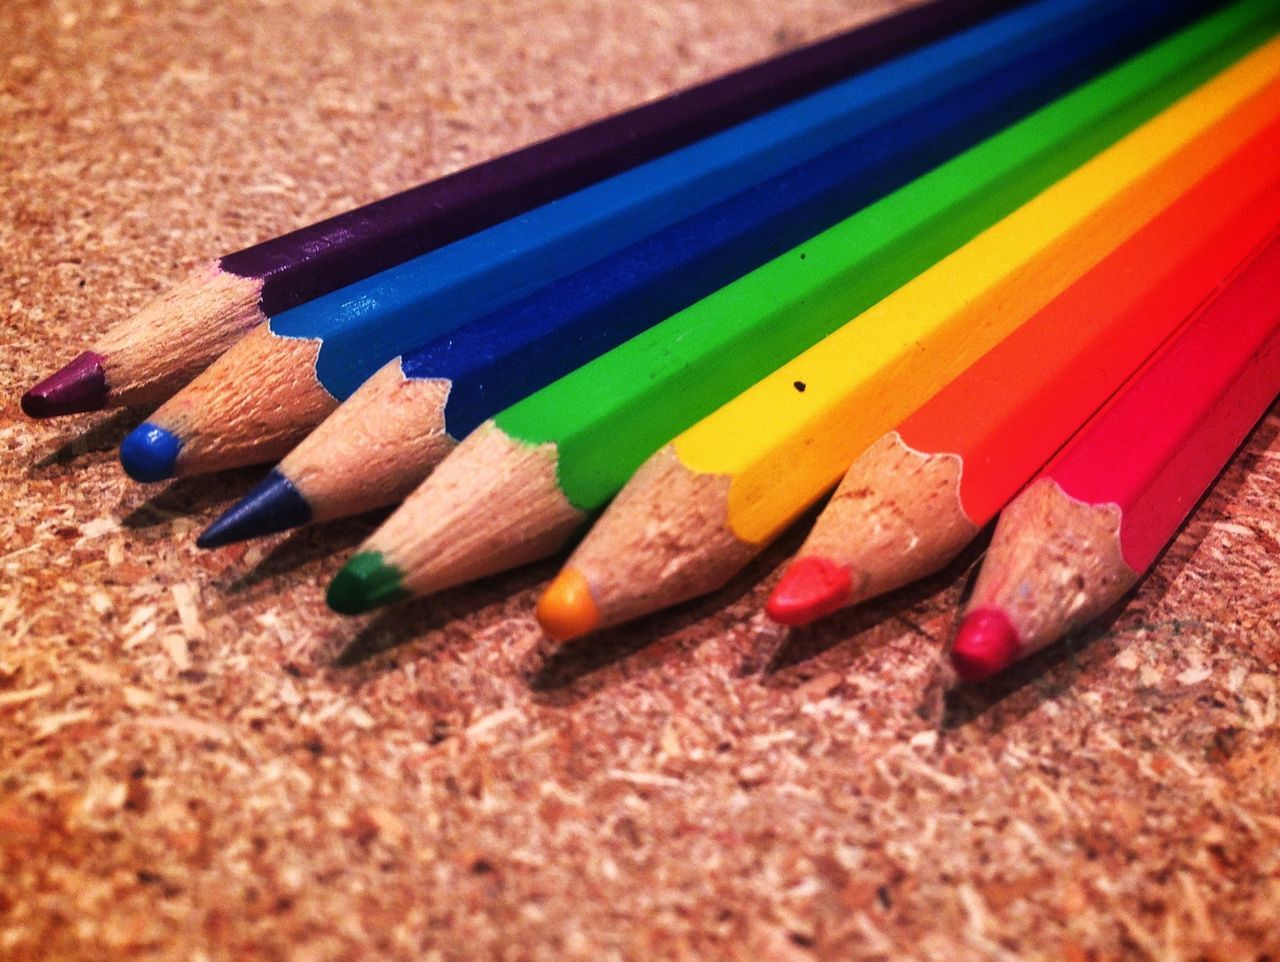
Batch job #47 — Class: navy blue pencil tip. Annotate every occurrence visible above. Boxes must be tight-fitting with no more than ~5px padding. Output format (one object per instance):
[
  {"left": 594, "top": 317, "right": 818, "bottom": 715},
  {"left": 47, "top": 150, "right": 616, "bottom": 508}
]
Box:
[
  {"left": 120, "top": 423, "right": 183, "bottom": 483},
  {"left": 197, "top": 469, "right": 313, "bottom": 548}
]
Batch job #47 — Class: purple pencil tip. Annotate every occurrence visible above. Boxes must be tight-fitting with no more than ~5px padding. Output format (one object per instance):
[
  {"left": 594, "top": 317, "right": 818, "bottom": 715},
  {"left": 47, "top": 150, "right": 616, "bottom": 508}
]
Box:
[{"left": 22, "top": 352, "right": 109, "bottom": 418}]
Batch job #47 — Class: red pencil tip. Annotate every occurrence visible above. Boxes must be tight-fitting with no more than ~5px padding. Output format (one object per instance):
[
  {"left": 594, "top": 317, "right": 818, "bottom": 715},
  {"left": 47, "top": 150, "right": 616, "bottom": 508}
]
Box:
[
  {"left": 766, "top": 556, "right": 853, "bottom": 626},
  {"left": 22, "top": 351, "right": 108, "bottom": 418},
  {"left": 950, "top": 607, "right": 1022, "bottom": 682}
]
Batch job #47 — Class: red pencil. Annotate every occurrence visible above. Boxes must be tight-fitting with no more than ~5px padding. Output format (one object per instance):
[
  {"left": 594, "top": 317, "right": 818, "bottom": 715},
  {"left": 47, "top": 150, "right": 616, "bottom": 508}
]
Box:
[{"left": 951, "top": 227, "right": 1280, "bottom": 682}]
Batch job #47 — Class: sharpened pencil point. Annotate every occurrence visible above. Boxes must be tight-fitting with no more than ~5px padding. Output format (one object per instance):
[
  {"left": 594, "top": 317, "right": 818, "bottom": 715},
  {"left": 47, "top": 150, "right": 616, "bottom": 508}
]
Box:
[
  {"left": 766, "top": 556, "right": 854, "bottom": 625},
  {"left": 22, "top": 352, "right": 109, "bottom": 418},
  {"left": 950, "top": 607, "right": 1021, "bottom": 682},
  {"left": 327, "top": 551, "right": 408, "bottom": 615},
  {"left": 120, "top": 423, "right": 183, "bottom": 483},
  {"left": 536, "top": 567, "right": 599, "bottom": 642},
  {"left": 198, "top": 470, "right": 313, "bottom": 548}
]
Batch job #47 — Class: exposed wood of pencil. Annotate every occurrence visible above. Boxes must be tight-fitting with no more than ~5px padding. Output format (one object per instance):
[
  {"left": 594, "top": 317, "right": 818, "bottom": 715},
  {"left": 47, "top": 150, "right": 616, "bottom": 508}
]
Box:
[
  {"left": 540, "top": 445, "right": 757, "bottom": 638},
  {"left": 791, "top": 433, "right": 975, "bottom": 606},
  {"left": 367, "top": 421, "right": 582, "bottom": 597},
  {"left": 965, "top": 479, "right": 1134, "bottom": 654},
  {"left": 96, "top": 265, "right": 265, "bottom": 405},
  {"left": 151, "top": 328, "right": 336, "bottom": 475},
  {"left": 280, "top": 360, "right": 455, "bottom": 523}
]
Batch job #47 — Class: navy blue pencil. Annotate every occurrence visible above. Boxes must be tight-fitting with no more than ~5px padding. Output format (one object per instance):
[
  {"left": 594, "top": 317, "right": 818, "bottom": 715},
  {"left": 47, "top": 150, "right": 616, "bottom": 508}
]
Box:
[{"left": 198, "top": 0, "right": 1219, "bottom": 548}]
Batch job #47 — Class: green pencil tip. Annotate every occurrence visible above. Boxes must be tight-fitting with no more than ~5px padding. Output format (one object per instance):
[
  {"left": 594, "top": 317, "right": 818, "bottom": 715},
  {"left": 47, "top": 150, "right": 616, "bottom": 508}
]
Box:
[{"left": 327, "top": 551, "right": 409, "bottom": 615}]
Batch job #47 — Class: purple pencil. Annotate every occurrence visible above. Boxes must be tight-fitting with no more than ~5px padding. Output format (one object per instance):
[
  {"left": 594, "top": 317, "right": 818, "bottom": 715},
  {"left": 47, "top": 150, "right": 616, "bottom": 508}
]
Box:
[{"left": 22, "top": 0, "right": 1015, "bottom": 418}]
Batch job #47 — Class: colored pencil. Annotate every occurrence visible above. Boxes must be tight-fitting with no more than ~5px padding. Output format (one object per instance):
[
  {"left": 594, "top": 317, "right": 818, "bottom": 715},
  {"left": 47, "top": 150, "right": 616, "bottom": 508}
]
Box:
[
  {"left": 115, "top": 0, "right": 1096, "bottom": 484},
  {"left": 534, "top": 39, "right": 1280, "bottom": 642},
  {"left": 196, "top": 0, "right": 1199, "bottom": 549},
  {"left": 766, "top": 114, "right": 1280, "bottom": 626},
  {"left": 951, "top": 230, "right": 1280, "bottom": 683},
  {"left": 321, "top": 5, "right": 1277, "bottom": 616},
  {"left": 21, "top": 0, "right": 1020, "bottom": 418}
]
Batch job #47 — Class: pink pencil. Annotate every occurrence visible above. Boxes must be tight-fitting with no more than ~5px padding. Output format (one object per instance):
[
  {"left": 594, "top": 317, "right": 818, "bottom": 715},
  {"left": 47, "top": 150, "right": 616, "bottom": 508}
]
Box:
[{"left": 951, "top": 227, "right": 1280, "bottom": 682}]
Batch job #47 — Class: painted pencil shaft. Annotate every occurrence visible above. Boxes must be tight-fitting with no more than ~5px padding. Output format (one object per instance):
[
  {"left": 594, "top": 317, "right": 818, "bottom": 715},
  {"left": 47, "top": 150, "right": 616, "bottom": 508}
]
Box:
[
  {"left": 955, "top": 231, "right": 1280, "bottom": 680},
  {"left": 121, "top": 0, "right": 1147, "bottom": 482},
  {"left": 205, "top": 0, "right": 1185, "bottom": 546},
  {"left": 502, "top": 0, "right": 1274, "bottom": 513},
  {"left": 539, "top": 35, "right": 1280, "bottom": 639},
  {"left": 329, "top": 5, "right": 1278, "bottom": 616},
  {"left": 768, "top": 112, "right": 1280, "bottom": 626},
  {"left": 25, "top": 0, "right": 1020, "bottom": 416},
  {"left": 225, "top": 0, "right": 1025, "bottom": 317}
]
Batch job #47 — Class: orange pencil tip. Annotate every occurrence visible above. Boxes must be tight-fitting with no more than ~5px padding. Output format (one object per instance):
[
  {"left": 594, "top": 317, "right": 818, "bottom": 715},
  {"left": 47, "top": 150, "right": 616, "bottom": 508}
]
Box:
[
  {"left": 536, "top": 567, "right": 600, "bottom": 642},
  {"left": 950, "top": 607, "right": 1022, "bottom": 682},
  {"left": 766, "top": 555, "right": 853, "bottom": 626}
]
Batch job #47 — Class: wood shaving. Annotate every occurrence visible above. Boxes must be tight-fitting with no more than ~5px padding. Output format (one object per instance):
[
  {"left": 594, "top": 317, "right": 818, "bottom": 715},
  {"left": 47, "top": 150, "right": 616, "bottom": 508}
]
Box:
[{"left": 2, "top": 0, "right": 1279, "bottom": 958}]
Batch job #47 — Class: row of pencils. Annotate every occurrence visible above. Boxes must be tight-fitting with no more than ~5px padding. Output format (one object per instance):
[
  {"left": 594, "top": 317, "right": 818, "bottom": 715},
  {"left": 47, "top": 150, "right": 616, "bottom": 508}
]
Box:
[{"left": 25, "top": 0, "right": 1280, "bottom": 684}]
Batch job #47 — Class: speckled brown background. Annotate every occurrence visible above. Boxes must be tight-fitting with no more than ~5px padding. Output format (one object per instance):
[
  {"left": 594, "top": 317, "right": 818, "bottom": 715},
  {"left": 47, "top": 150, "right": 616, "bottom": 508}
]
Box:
[{"left": 3, "top": 1, "right": 1280, "bottom": 959}]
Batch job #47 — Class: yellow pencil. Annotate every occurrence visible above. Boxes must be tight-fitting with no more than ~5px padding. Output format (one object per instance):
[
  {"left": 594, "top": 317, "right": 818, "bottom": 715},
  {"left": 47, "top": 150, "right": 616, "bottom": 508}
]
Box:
[{"left": 536, "top": 35, "right": 1280, "bottom": 641}]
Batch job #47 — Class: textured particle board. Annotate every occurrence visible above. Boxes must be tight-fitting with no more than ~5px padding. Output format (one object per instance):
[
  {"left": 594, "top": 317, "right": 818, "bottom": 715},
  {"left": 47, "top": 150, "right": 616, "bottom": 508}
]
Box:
[{"left": 2, "top": 1, "right": 1280, "bottom": 960}]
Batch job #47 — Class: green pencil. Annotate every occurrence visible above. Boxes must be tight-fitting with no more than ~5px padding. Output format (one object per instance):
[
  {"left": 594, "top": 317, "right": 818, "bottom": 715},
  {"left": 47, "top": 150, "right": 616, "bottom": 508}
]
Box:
[{"left": 324, "top": 0, "right": 1280, "bottom": 614}]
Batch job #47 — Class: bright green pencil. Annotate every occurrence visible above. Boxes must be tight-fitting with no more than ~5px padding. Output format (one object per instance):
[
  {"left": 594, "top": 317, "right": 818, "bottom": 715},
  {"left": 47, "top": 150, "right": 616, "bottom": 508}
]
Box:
[{"left": 325, "top": 0, "right": 1280, "bottom": 614}]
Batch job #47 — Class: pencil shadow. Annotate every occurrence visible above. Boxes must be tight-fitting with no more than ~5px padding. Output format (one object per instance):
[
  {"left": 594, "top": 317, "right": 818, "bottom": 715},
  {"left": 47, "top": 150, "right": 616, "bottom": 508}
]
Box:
[
  {"left": 331, "top": 560, "right": 556, "bottom": 669},
  {"left": 118, "top": 469, "right": 262, "bottom": 529},
  {"left": 759, "top": 533, "right": 990, "bottom": 690},
  {"left": 524, "top": 623, "right": 681, "bottom": 704},
  {"left": 218, "top": 511, "right": 390, "bottom": 597},
  {"left": 938, "top": 603, "right": 1129, "bottom": 733},
  {"left": 525, "top": 515, "right": 820, "bottom": 705},
  {"left": 26, "top": 407, "right": 149, "bottom": 476}
]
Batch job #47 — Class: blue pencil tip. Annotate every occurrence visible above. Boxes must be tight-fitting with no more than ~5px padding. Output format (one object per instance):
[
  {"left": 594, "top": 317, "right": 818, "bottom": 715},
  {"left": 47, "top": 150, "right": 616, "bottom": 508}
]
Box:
[
  {"left": 120, "top": 423, "right": 183, "bottom": 483},
  {"left": 197, "top": 469, "right": 313, "bottom": 548}
]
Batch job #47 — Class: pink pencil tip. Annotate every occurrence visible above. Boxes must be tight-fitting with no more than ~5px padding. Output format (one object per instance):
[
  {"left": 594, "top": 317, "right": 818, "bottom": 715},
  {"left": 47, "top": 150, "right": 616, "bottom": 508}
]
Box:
[
  {"left": 21, "top": 351, "right": 108, "bottom": 418},
  {"left": 766, "top": 556, "right": 853, "bottom": 626},
  {"left": 950, "top": 607, "right": 1022, "bottom": 682}
]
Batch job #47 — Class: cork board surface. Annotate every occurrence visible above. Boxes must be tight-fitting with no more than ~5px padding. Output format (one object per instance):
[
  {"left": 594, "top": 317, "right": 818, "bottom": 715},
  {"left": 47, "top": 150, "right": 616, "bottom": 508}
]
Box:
[{"left": 3, "top": 1, "right": 1280, "bottom": 959}]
